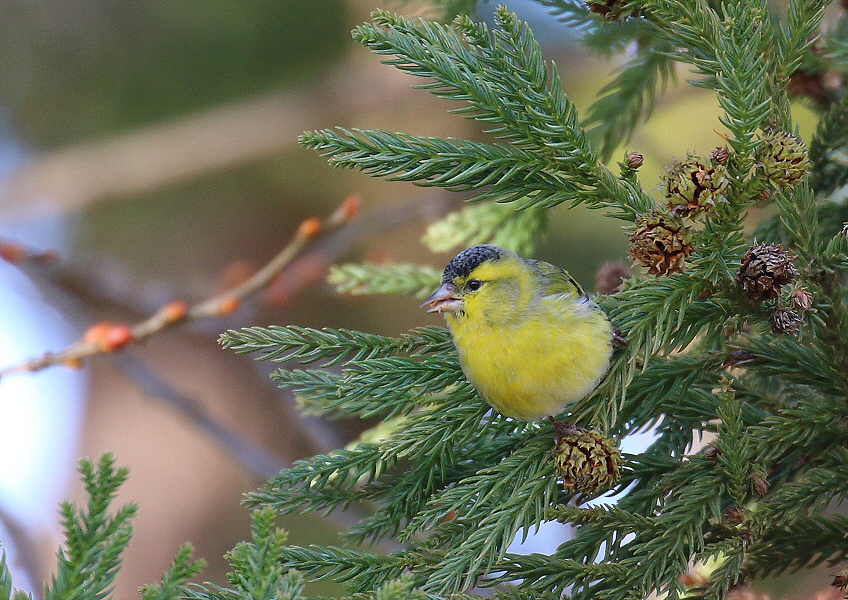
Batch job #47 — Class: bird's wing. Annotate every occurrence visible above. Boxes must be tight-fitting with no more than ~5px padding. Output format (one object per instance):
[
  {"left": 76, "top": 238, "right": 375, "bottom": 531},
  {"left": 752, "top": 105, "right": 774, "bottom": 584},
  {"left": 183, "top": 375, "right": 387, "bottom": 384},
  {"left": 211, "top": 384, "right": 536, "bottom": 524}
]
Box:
[{"left": 525, "top": 259, "right": 586, "bottom": 298}]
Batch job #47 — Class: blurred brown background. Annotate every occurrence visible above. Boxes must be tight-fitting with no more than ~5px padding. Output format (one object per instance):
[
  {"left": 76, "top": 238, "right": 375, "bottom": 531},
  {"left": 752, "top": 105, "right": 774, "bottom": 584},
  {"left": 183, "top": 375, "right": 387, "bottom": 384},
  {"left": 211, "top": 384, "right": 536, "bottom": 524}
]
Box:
[{"left": 0, "top": 0, "right": 825, "bottom": 598}]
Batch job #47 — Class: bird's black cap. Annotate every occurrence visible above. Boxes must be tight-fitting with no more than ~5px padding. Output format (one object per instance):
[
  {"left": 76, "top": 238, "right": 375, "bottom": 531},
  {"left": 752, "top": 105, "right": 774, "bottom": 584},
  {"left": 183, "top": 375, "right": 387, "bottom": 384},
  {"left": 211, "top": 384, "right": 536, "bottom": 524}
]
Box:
[{"left": 442, "top": 244, "right": 504, "bottom": 282}]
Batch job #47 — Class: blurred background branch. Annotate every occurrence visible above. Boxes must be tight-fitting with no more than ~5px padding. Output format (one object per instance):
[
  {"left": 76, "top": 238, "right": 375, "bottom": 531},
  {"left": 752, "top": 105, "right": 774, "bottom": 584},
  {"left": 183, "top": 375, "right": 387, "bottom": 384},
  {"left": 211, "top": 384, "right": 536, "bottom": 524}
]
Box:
[{"left": 0, "top": 57, "right": 431, "bottom": 222}]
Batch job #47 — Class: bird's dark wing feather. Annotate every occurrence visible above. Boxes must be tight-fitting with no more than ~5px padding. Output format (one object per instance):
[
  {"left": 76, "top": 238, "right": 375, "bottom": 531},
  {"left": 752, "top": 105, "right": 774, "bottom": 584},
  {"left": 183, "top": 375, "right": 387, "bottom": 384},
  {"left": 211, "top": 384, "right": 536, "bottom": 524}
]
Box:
[{"left": 525, "top": 259, "right": 586, "bottom": 297}]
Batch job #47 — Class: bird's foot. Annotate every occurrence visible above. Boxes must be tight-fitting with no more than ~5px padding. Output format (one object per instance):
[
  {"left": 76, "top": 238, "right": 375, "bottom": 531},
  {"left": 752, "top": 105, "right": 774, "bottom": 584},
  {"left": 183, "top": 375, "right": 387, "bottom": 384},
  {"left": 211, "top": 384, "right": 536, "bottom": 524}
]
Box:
[
  {"left": 549, "top": 416, "right": 580, "bottom": 446},
  {"left": 612, "top": 326, "right": 628, "bottom": 351}
]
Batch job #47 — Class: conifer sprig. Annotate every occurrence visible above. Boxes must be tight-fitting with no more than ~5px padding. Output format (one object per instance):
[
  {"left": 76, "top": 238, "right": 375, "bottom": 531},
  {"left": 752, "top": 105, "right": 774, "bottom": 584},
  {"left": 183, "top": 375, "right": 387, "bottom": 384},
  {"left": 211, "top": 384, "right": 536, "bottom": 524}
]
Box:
[
  {"left": 328, "top": 263, "right": 442, "bottom": 298},
  {"left": 534, "top": 0, "right": 593, "bottom": 29},
  {"left": 272, "top": 355, "right": 464, "bottom": 419},
  {"left": 141, "top": 545, "right": 206, "bottom": 600},
  {"left": 220, "top": 325, "right": 452, "bottom": 366},
  {"left": 643, "top": 1, "right": 775, "bottom": 156},
  {"left": 808, "top": 92, "right": 848, "bottom": 196},
  {"left": 185, "top": 508, "right": 308, "bottom": 600},
  {"left": 423, "top": 202, "right": 547, "bottom": 256},
  {"left": 45, "top": 454, "right": 136, "bottom": 600},
  {"left": 301, "top": 7, "right": 655, "bottom": 220},
  {"left": 779, "top": 0, "right": 829, "bottom": 81},
  {"left": 0, "top": 554, "right": 14, "bottom": 600}
]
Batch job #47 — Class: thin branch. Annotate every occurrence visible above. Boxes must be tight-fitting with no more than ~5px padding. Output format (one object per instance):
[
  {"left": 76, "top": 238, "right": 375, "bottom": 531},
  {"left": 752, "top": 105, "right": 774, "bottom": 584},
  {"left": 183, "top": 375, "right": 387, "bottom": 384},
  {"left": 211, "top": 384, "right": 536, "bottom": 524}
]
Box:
[
  {"left": 0, "top": 195, "right": 360, "bottom": 379},
  {"left": 114, "top": 353, "right": 287, "bottom": 480}
]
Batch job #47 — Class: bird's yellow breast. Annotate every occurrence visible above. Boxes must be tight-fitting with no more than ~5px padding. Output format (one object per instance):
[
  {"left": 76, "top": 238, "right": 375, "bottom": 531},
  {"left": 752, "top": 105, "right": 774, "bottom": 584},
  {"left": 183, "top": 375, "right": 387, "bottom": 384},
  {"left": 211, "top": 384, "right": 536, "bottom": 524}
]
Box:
[{"left": 448, "top": 295, "right": 612, "bottom": 421}]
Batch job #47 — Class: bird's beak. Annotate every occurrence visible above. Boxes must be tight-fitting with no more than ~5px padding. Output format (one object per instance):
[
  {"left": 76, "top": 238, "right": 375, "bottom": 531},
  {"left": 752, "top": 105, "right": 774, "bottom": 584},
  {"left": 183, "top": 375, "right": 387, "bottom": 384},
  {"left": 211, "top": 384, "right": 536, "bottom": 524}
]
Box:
[{"left": 422, "top": 283, "right": 464, "bottom": 313}]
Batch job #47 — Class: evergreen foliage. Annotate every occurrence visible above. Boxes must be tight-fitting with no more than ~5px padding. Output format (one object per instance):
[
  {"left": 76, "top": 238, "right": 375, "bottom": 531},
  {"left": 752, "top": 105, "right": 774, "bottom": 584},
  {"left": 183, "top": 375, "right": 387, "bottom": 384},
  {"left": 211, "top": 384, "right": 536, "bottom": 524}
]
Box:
[
  {"left": 10, "top": 1, "right": 848, "bottom": 599},
  {"left": 45, "top": 455, "right": 137, "bottom": 600},
  {"left": 225, "top": 2, "right": 848, "bottom": 598},
  {"left": 0, "top": 456, "right": 321, "bottom": 600}
]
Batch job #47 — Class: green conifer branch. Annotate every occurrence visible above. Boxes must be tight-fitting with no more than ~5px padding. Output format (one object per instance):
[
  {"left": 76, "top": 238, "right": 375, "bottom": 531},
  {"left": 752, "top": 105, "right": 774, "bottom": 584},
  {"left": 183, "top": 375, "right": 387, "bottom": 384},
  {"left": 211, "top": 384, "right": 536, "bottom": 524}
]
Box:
[
  {"left": 413, "top": 437, "right": 559, "bottom": 594},
  {"left": 538, "top": 4, "right": 677, "bottom": 160},
  {"left": 271, "top": 545, "right": 413, "bottom": 592},
  {"left": 328, "top": 264, "right": 442, "bottom": 298},
  {"left": 376, "top": 389, "right": 496, "bottom": 461},
  {"left": 734, "top": 333, "right": 847, "bottom": 396},
  {"left": 713, "top": 386, "right": 750, "bottom": 505},
  {"left": 808, "top": 92, "right": 848, "bottom": 197},
  {"left": 185, "top": 508, "right": 307, "bottom": 600},
  {"left": 246, "top": 445, "right": 389, "bottom": 512},
  {"left": 778, "top": 0, "right": 828, "bottom": 81},
  {"left": 646, "top": 1, "right": 776, "bottom": 156},
  {"left": 759, "top": 450, "right": 848, "bottom": 524},
  {"left": 343, "top": 575, "right": 429, "bottom": 600},
  {"left": 773, "top": 183, "right": 819, "bottom": 259},
  {"left": 608, "top": 471, "right": 724, "bottom": 598},
  {"left": 423, "top": 203, "right": 547, "bottom": 256},
  {"left": 533, "top": 0, "right": 593, "bottom": 28},
  {"left": 345, "top": 431, "right": 529, "bottom": 545},
  {"left": 221, "top": 325, "right": 452, "bottom": 366},
  {"left": 141, "top": 545, "right": 206, "bottom": 600},
  {"left": 582, "top": 276, "right": 724, "bottom": 427},
  {"left": 546, "top": 504, "right": 659, "bottom": 535},
  {"left": 699, "top": 542, "right": 746, "bottom": 600},
  {"left": 744, "top": 514, "right": 848, "bottom": 578},
  {"left": 272, "top": 355, "right": 464, "bottom": 419},
  {"left": 616, "top": 356, "right": 766, "bottom": 437},
  {"left": 45, "top": 454, "right": 136, "bottom": 600},
  {"left": 302, "top": 8, "right": 655, "bottom": 220},
  {"left": 749, "top": 395, "right": 848, "bottom": 468},
  {"left": 493, "top": 554, "right": 629, "bottom": 599},
  {"left": 0, "top": 554, "right": 12, "bottom": 600},
  {"left": 353, "top": 8, "right": 577, "bottom": 155}
]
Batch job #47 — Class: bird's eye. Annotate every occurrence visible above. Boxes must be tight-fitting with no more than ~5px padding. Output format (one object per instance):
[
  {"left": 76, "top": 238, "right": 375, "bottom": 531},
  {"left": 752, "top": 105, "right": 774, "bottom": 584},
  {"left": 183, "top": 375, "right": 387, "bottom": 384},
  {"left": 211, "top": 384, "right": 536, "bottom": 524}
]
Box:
[{"left": 467, "top": 279, "right": 483, "bottom": 291}]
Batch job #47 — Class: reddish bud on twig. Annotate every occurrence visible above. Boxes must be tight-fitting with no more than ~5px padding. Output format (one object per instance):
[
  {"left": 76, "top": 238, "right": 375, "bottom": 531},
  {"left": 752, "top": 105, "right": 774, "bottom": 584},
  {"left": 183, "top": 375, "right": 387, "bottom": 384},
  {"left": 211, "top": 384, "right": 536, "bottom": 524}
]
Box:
[
  {"left": 83, "top": 323, "right": 110, "bottom": 345},
  {"left": 751, "top": 474, "right": 770, "bottom": 496},
  {"left": 298, "top": 217, "right": 322, "bottom": 239},
  {"left": 339, "top": 193, "right": 362, "bottom": 222},
  {"left": 161, "top": 300, "right": 188, "bottom": 323},
  {"left": 101, "top": 324, "right": 134, "bottom": 353},
  {"left": 625, "top": 152, "right": 644, "bottom": 169},
  {"left": 217, "top": 296, "right": 240, "bottom": 315},
  {"left": 793, "top": 288, "right": 813, "bottom": 311},
  {"left": 84, "top": 322, "right": 134, "bottom": 353}
]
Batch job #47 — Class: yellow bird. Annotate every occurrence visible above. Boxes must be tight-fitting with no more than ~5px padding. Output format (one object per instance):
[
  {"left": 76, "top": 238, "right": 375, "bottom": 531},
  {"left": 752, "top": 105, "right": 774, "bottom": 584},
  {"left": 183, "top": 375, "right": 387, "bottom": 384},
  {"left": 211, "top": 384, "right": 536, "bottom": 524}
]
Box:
[{"left": 423, "top": 244, "right": 613, "bottom": 421}]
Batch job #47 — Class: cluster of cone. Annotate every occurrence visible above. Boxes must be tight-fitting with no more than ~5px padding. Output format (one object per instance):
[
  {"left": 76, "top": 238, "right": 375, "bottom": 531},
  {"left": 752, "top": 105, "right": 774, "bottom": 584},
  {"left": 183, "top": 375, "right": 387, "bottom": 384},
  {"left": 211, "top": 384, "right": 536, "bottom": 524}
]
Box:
[{"left": 628, "top": 131, "right": 810, "bottom": 278}]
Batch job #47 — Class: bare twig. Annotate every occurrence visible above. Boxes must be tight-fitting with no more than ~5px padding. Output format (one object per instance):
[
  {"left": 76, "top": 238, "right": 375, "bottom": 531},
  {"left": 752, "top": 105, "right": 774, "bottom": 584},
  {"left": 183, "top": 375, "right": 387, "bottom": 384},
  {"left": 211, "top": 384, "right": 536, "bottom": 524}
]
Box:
[
  {"left": 0, "top": 195, "right": 360, "bottom": 379},
  {"left": 114, "top": 352, "right": 287, "bottom": 479}
]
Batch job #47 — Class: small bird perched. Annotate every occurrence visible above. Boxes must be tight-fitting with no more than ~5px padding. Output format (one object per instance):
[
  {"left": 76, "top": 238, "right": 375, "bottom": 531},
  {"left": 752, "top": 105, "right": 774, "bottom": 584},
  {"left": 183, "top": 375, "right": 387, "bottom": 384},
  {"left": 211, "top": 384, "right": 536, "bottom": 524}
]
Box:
[{"left": 423, "top": 244, "right": 613, "bottom": 421}]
